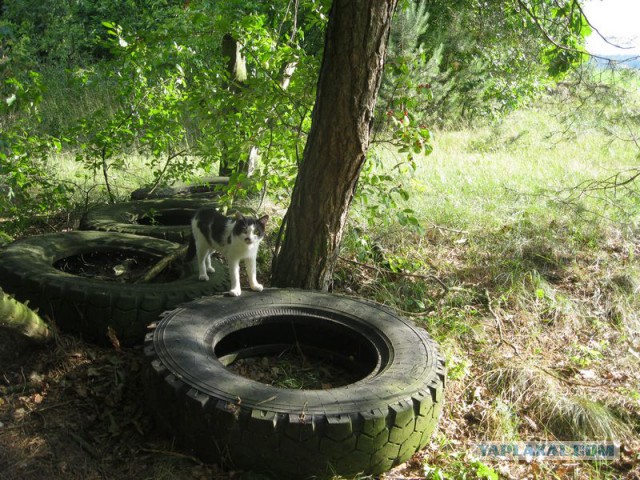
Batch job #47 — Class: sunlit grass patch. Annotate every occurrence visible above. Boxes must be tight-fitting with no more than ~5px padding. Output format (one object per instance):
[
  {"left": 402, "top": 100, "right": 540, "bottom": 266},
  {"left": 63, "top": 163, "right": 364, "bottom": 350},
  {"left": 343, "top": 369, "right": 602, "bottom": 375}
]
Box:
[
  {"left": 341, "top": 88, "right": 640, "bottom": 479},
  {"left": 402, "top": 101, "right": 639, "bottom": 230},
  {"left": 47, "top": 151, "right": 157, "bottom": 206},
  {"left": 484, "top": 363, "right": 633, "bottom": 441}
]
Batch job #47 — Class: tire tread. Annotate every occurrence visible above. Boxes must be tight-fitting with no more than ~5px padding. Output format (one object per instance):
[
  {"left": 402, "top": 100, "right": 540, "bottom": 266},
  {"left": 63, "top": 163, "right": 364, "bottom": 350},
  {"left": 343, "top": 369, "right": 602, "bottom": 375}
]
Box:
[{"left": 143, "top": 290, "right": 446, "bottom": 478}]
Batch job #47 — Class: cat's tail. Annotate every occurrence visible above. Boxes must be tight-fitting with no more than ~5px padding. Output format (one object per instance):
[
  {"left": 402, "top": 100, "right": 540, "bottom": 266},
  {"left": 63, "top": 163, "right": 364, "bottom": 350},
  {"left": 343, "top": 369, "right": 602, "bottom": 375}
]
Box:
[{"left": 186, "top": 235, "right": 196, "bottom": 261}]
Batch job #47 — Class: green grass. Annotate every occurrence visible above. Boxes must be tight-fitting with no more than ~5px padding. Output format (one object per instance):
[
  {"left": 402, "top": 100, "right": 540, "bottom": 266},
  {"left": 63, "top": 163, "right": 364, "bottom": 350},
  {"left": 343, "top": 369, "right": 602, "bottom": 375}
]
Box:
[
  {"left": 339, "top": 85, "right": 640, "bottom": 478},
  {"left": 48, "top": 151, "right": 158, "bottom": 205},
  {"left": 5, "top": 67, "right": 640, "bottom": 479},
  {"left": 408, "top": 105, "right": 639, "bottom": 231}
]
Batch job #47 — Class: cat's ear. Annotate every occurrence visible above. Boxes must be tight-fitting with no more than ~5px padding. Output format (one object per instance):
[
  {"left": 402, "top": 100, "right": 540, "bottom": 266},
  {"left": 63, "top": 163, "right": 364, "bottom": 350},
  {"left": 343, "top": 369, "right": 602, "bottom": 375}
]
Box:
[
  {"left": 234, "top": 211, "right": 244, "bottom": 221},
  {"left": 257, "top": 215, "right": 269, "bottom": 227}
]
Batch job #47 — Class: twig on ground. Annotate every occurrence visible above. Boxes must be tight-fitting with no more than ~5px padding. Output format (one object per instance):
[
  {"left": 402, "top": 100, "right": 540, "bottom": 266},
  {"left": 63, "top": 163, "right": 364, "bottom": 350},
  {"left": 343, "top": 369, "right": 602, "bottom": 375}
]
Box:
[
  {"left": 140, "top": 447, "right": 205, "bottom": 465},
  {"left": 338, "top": 256, "right": 448, "bottom": 293},
  {"left": 0, "top": 381, "right": 45, "bottom": 396},
  {"left": 429, "top": 223, "right": 469, "bottom": 235},
  {"left": 68, "top": 431, "right": 100, "bottom": 458},
  {"left": 135, "top": 244, "right": 189, "bottom": 283},
  {"left": 485, "top": 289, "right": 520, "bottom": 356},
  {"left": 32, "top": 400, "right": 75, "bottom": 414}
]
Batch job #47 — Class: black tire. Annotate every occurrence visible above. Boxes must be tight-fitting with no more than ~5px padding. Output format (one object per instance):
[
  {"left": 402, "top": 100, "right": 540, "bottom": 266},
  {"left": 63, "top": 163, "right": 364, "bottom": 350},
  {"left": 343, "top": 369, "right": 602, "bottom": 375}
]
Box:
[
  {"left": 79, "top": 198, "right": 214, "bottom": 242},
  {"left": 130, "top": 176, "right": 229, "bottom": 200},
  {"left": 0, "top": 232, "right": 228, "bottom": 345},
  {"left": 143, "top": 290, "right": 446, "bottom": 479}
]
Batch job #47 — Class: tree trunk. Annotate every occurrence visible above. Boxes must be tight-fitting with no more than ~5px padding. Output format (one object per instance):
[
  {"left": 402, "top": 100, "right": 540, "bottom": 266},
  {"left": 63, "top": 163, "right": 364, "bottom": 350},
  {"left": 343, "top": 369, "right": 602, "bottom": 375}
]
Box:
[
  {"left": 219, "top": 34, "right": 248, "bottom": 177},
  {"left": 221, "top": 33, "right": 247, "bottom": 85},
  {"left": 272, "top": 0, "right": 398, "bottom": 290}
]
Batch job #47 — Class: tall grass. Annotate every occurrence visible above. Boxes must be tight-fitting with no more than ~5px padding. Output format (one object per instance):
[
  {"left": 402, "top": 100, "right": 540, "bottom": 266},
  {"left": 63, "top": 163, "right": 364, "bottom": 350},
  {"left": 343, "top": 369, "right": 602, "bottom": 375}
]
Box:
[
  {"left": 48, "top": 151, "right": 158, "bottom": 205},
  {"left": 408, "top": 104, "right": 639, "bottom": 231},
  {"left": 340, "top": 81, "right": 640, "bottom": 478}
]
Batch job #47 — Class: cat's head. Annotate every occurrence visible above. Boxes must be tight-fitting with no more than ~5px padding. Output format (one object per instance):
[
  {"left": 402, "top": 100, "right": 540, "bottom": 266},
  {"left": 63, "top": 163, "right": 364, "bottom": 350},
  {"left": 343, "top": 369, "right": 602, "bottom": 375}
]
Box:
[{"left": 233, "top": 212, "right": 269, "bottom": 245}]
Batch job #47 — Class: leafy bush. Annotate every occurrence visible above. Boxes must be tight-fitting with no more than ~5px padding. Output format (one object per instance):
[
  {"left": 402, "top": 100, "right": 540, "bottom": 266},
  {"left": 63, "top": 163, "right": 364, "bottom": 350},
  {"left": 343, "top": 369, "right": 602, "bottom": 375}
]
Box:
[
  {"left": 0, "top": 72, "right": 72, "bottom": 234},
  {"left": 378, "top": 0, "right": 590, "bottom": 129},
  {"left": 1, "top": 0, "right": 178, "bottom": 67}
]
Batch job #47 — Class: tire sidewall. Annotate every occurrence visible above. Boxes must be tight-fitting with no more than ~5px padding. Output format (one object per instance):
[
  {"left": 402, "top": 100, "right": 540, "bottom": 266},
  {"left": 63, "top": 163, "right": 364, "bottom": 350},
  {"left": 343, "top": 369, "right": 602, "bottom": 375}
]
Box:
[
  {"left": 144, "top": 289, "right": 446, "bottom": 478},
  {"left": 0, "top": 231, "right": 228, "bottom": 344},
  {"left": 80, "top": 198, "right": 212, "bottom": 242},
  {"left": 151, "top": 289, "right": 442, "bottom": 415}
]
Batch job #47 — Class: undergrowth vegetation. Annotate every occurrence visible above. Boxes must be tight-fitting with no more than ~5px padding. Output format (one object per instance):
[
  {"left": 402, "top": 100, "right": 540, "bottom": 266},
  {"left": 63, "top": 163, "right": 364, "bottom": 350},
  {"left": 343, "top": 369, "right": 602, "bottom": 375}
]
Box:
[
  {"left": 1, "top": 60, "right": 638, "bottom": 478},
  {"left": 1, "top": 69, "right": 638, "bottom": 479},
  {"left": 335, "top": 71, "right": 640, "bottom": 478},
  {"left": 1, "top": 0, "right": 639, "bottom": 475}
]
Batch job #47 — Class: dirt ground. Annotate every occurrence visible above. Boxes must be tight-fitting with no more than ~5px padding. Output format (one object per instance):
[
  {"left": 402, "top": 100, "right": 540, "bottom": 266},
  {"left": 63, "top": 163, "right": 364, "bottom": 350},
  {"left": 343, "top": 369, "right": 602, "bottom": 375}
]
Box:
[
  {"left": 0, "top": 330, "right": 234, "bottom": 480},
  {"left": 1, "top": 323, "right": 638, "bottom": 480}
]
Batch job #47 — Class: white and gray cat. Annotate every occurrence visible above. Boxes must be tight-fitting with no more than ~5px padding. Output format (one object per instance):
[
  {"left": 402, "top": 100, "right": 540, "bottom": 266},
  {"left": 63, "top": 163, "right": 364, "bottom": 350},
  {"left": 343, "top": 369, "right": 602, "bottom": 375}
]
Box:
[{"left": 189, "top": 207, "right": 269, "bottom": 296}]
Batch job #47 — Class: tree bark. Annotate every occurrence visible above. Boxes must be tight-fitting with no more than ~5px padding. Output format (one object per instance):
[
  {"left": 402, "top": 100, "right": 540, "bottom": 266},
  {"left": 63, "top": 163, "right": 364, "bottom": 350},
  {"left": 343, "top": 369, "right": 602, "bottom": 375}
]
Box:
[
  {"left": 272, "top": 0, "right": 398, "bottom": 290},
  {"left": 219, "top": 34, "right": 248, "bottom": 177},
  {"left": 221, "top": 33, "right": 247, "bottom": 85}
]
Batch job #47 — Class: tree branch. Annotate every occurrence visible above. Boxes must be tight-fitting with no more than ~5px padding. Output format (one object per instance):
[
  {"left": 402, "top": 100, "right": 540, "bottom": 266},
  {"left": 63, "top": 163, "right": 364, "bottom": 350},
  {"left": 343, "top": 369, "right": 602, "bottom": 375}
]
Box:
[
  {"left": 101, "top": 146, "right": 116, "bottom": 204},
  {"left": 145, "top": 148, "right": 189, "bottom": 197},
  {"left": 0, "top": 288, "right": 52, "bottom": 343},
  {"left": 485, "top": 289, "right": 520, "bottom": 356},
  {"left": 572, "top": 1, "right": 634, "bottom": 51},
  {"left": 515, "top": 0, "right": 633, "bottom": 64},
  {"left": 564, "top": 168, "right": 640, "bottom": 198},
  {"left": 135, "top": 244, "right": 189, "bottom": 283}
]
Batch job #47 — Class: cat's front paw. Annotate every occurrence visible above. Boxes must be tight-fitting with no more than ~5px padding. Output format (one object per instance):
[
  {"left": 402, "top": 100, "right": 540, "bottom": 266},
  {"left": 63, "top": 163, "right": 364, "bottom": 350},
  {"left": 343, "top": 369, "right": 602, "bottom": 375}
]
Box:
[
  {"left": 250, "top": 283, "right": 264, "bottom": 292},
  {"left": 206, "top": 266, "right": 215, "bottom": 273},
  {"left": 198, "top": 273, "right": 209, "bottom": 281},
  {"left": 228, "top": 287, "right": 242, "bottom": 297}
]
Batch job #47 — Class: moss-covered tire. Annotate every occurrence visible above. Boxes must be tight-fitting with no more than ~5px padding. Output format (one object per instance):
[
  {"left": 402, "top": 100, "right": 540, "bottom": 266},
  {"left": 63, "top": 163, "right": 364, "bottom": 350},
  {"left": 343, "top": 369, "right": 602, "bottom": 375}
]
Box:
[
  {"left": 79, "top": 198, "right": 214, "bottom": 242},
  {"left": 0, "top": 231, "right": 228, "bottom": 345},
  {"left": 130, "top": 176, "right": 229, "bottom": 200},
  {"left": 143, "top": 289, "right": 445, "bottom": 479}
]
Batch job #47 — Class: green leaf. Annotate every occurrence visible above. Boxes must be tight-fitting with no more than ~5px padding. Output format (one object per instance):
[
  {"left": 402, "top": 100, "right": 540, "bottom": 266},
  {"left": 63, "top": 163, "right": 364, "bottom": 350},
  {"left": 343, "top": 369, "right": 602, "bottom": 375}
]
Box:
[{"left": 474, "top": 461, "right": 499, "bottom": 480}]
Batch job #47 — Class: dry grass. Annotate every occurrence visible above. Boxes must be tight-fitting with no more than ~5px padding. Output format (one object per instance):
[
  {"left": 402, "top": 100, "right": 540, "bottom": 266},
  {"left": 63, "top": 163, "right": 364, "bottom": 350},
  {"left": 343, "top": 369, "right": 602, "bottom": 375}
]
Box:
[
  {"left": 485, "top": 363, "right": 633, "bottom": 441},
  {"left": 339, "top": 85, "right": 640, "bottom": 478},
  {"left": 2, "top": 80, "right": 640, "bottom": 479}
]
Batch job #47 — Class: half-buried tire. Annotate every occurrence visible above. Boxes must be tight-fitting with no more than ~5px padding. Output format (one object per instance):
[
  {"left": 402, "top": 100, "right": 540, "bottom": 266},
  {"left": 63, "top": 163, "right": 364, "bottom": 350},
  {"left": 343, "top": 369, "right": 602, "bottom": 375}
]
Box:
[
  {"left": 0, "top": 231, "right": 228, "bottom": 345},
  {"left": 79, "top": 197, "right": 214, "bottom": 242},
  {"left": 143, "top": 289, "right": 446, "bottom": 479},
  {"left": 130, "top": 176, "right": 229, "bottom": 200}
]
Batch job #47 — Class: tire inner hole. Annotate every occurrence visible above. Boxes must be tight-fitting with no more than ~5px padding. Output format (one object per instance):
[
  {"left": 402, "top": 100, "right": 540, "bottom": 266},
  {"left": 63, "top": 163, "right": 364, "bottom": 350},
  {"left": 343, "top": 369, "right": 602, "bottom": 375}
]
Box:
[
  {"left": 215, "top": 318, "right": 380, "bottom": 390},
  {"left": 54, "top": 249, "right": 182, "bottom": 282}
]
